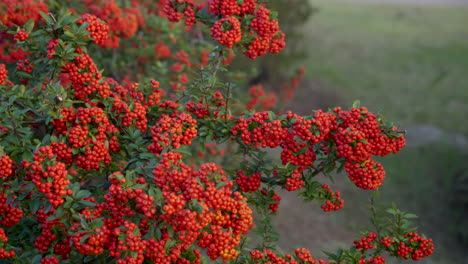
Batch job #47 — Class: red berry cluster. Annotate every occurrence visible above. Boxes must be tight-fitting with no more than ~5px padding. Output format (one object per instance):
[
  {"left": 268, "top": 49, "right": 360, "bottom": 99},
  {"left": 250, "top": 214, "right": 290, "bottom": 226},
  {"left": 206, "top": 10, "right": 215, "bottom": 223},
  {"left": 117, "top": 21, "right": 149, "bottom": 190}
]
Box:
[
  {"left": 16, "top": 59, "right": 34, "bottom": 82},
  {"left": 154, "top": 41, "right": 172, "bottom": 60},
  {"left": 380, "top": 236, "right": 392, "bottom": 248},
  {"left": 61, "top": 47, "right": 111, "bottom": 99},
  {"left": 397, "top": 232, "right": 434, "bottom": 260},
  {"left": 0, "top": 228, "right": 15, "bottom": 258},
  {"left": 359, "top": 256, "right": 386, "bottom": 264},
  {"left": 77, "top": 14, "right": 109, "bottom": 46},
  {"left": 0, "top": 64, "right": 8, "bottom": 85},
  {"left": 354, "top": 232, "right": 378, "bottom": 252},
  {"left": 210, "top": 16, "right": 242, "bottom": 48},
  {"left": 163, "top": 0, "right": 197, "bottom": 26},
  {"left": 285, "top": 169, "right": 304, "bottom": 191},
  {"left": 260, "top": 189, "right": 282, "bottom": 213},
  {"left": 208, "top": 0, "right": 256, "bottom": 16},
  {"left": 148, "top": 112, "right": 197, "bottom": 155},
  {"left": 40, "top": 256, "right": 59, "bottom": 264},
  {"left": 23, "top": 146, "right": 72, "bottom": 208},
  {"left": 236, "top": 171, "right": 261, "bottom": 192},
  {"left": 249, "top": 248, "right": 329, "bottom": 264},
  {"left": 0, "top": 36, "right": 29, "bottom": 63},
  {"left": 0, "top": 154, "right": 13, "bottom": 178},
  {"left": 13, "top": 29, "right": 29, "bottom": 42},
  {"left": 0, "top": 192, "right": 23, "bottom": 228},
  {"left": 186, "top": 91, "right": 227, "bottom": 119},
  {"left": 34, "top": 218, "right": 65, "bottom": 255},
  {"left": 0, "top": 0, "right": 48, "bottom": 27},
  {"left": 320, "top": 184, "right": 344, "bottom": 212},
  {"left": 353, "top": 232, "right": 433, "bottom": 262},
  {"left": 246, "top": 84, "right": 278, "bottom": 111},
  {"left": 46, "top": 39, "right": 59, "bottom": 59}
]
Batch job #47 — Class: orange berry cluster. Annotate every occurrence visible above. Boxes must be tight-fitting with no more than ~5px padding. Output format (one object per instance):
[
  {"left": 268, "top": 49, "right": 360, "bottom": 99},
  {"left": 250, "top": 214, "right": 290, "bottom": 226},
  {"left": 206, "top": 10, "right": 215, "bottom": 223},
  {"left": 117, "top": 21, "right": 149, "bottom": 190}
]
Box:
[
  {"left": 61, "top": 47, "right": 111, "bottom": 99},
  {"left": 333, "top": 107, "right": 405, "bottom": 190},
  {"left": 320, "top": 184, "right": 344, "bottom": 212},
  {"left": 249, "top": 248, "right": 329, "bottom": 264},
  {"left": 148, "top": 112, "right": 197, "bottom": 155},
  {"left": 244, "top": 6, "right": 285, "bottom": 59},
  {"left": 165, "top": 0, "right": 285, "bottom": 59},
  {"left": 231, "top": 107, "right": 406, "bottom": 191},
  {"left": 77, "top": 14, "right": 109, "bottom": 46},
  {"left": 106, "top": 79, "right": 149, "bottom": 132},
  {"left": 152, "top": 153, "right": 253, "bottom": 262},
  {"left": 86, "top": 1, "right": 141, "bottom": 48},
  {"left": 58, "top": 152, "right": 253, "bottom": 263},
  {"left": 23, "top": 146, "right": 72, "bottom": 208},
  {"left": 52, "top": 106, "right": 119, "bottom": 171}
]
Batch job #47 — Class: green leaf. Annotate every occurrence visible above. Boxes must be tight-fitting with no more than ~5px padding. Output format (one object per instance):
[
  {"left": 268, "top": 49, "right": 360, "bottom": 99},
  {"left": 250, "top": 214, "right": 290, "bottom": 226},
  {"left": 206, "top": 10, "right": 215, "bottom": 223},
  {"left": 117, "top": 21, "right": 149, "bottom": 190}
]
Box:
[
  {"left": 173, "top": 147, "right": 192, "bottom": 156},
  {"left": 132, "top": 227, "right": 140, "bottom": 237},
  {"left": 24, "top": 19, "right": 35, "bottom": 34},
  {"left": 352, "top": 100, "right": 361, "bottom": 108},
  {"left": 78, "top": 200, "right": 96, "bottom": 208},
  {"left": 404, "top": 213, "right": 418, "bottom": 219},
  {"left": 8, "top": 95, "right": 16, "bottom": 105},
  {"left": 47, "top": 206, "right": 64, "bottom": 221},
  {"left": 216, "top": 181, "right": 227, "bottom": 189},
  {"left": 39, "top": 12, "right": 54, "bottom": 25}
]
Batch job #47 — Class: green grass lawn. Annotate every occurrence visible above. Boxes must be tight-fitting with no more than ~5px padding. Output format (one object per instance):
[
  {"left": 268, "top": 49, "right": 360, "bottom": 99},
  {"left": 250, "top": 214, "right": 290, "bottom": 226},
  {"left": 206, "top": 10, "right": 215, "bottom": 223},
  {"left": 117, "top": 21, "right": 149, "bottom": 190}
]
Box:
[
  {"left": 301, "top": 2, "right": 468, "bottom": 263},
  {"left": 304, "top": 0, "right": 468, "bottom": 134}
]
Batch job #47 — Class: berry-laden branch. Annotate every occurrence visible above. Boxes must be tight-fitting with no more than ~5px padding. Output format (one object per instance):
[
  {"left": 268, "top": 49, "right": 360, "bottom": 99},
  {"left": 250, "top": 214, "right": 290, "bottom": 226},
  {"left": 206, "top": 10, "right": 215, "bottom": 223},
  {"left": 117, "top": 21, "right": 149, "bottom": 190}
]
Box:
[{"left": 0, "top": 0, "right": 435, "bottom": 263}]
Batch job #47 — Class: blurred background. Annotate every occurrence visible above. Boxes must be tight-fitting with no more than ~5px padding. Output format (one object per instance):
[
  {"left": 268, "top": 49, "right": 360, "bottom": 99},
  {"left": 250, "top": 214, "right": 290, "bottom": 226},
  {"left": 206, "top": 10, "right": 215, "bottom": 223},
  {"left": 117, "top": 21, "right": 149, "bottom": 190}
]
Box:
[{"left": 251, "top": 0, "right": 468, "bottom": 263}]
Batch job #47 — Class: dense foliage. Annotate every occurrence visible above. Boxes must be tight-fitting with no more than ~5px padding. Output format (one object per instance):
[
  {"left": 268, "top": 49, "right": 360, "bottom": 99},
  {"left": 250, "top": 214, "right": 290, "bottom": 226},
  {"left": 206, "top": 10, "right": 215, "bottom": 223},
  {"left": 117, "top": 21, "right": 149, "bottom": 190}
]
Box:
[{"left": 0, "top": 0, "right": 434, "bottom": 263}]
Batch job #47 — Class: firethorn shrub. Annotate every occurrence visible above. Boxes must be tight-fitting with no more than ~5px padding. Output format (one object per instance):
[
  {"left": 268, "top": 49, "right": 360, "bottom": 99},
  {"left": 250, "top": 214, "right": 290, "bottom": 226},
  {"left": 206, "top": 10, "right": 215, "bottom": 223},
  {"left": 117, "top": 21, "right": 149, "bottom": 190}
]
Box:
[{"left": 0, "top": 0, "right": 434, "bottom": 263}]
